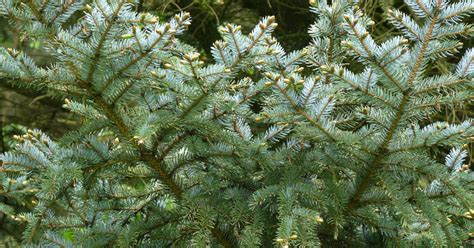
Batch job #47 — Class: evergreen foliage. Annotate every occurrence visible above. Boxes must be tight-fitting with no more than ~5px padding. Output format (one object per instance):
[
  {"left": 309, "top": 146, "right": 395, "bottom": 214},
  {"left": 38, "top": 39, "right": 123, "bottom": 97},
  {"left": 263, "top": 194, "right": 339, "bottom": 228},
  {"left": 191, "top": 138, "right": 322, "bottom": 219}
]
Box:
[{"left": 0, "top": 0, "right": 473, "bottom": 246}]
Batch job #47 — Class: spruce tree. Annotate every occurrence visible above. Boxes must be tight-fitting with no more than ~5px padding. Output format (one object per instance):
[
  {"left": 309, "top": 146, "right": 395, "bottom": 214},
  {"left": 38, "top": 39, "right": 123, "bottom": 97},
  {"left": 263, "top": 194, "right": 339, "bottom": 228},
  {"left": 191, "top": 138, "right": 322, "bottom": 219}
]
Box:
[{"left": 0, "top": 0, "right": 473, "bottom": 247}]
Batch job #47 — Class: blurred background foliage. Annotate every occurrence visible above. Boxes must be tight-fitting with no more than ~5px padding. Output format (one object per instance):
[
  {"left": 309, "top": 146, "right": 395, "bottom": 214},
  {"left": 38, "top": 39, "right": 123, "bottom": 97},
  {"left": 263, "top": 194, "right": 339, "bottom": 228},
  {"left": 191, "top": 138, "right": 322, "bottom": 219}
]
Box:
[{"left": 0, "top": 0, "right": 472, "bottom": 245}]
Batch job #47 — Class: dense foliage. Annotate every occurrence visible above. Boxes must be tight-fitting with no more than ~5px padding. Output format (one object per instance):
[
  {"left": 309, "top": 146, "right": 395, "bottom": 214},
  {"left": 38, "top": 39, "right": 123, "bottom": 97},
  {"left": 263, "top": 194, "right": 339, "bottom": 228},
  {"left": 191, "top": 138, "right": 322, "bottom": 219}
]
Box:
[{"left": 0, "top": 0, "right": 473, "bottom": 247}]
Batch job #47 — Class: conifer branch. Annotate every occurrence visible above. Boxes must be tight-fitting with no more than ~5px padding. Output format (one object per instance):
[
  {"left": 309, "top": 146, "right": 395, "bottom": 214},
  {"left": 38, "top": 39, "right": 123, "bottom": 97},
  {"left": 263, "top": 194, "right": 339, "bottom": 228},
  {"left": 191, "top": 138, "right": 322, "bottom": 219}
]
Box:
[
  {"left": 344, "top": 16, "right": 406, "bottom": 92},
  {"left": 0, "top": 0, "right": 472, "bottom": 246},
  {"left": 273, "top": 81, "right": 336, "bottom": 142},
  {"left": 346, "top": 1, "right": 442, "bottom": 212}
]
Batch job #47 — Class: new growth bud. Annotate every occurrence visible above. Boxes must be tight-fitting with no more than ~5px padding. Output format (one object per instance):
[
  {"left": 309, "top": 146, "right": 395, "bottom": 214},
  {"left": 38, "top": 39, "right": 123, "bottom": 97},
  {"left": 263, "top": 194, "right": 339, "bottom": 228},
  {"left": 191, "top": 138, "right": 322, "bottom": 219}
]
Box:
[
  {"left": 315, "top": 216, "right": 324, "bottom": 223},
  {"left": 362, "top": 107, "right": 369, "bottom": 114},
  {"left": 343, "top": 14, "right": 351, "bottom": 22},
  {"left": 361, "top": 32, "right": 369, "bottom": 39},
  {"left": 264, "top": 72, "right": 273, "bottom": 78},
  {"left": 295, "top": 67, "right": 304, "bottom": 73},
  {"left": 268, "top": 16, "right": 276, "bottom": 24},
  {"left": 120, "top": 33, "right": 133, "bottom": 39}
]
